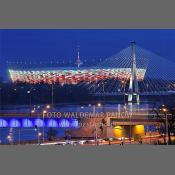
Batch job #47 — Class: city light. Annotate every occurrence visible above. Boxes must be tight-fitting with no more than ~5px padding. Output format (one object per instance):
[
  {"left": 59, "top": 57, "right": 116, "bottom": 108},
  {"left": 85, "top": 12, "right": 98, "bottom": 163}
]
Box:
[
  {"left": 7, "top": 135, "right": 11, "bottom": 140},
  {"left": 38, "top": 132, "right": 42, "bottom": 136},
  {"left": 162, "top": 108, "right": 168, "bottom": 113},
  {"left": 97, "top": 103, "right": 101, "bottom": 107},
  {"left": 46, "top": 105, "right": 50, "bottom": 109},
  {"left": 160, "top": 105, "right": 168, "bottom": 113},
  {"left": 43, "top": 110, "right": 47, "bottom": 114}
]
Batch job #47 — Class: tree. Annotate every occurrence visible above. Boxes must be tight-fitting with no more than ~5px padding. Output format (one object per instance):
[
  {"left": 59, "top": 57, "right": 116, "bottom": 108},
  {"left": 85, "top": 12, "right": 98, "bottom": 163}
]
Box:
[
  {"left": 99, "top": 118, "right": 107, "bottom": 133},
  {"left": 151, "top": 104, "right": 175, "bottom": 145}
]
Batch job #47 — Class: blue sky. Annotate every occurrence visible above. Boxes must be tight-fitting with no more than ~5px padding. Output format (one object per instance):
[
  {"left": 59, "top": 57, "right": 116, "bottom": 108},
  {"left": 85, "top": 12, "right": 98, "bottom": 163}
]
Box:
[{"left": 1, "top": 29, "right": 175, "bottom": 80}]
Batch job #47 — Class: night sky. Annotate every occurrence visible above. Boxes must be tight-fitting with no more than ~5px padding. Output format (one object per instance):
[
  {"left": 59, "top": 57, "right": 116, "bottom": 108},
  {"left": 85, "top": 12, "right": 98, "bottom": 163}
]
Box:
[{"left": 0, "top": 29, "right": 175, "bottom": 80}]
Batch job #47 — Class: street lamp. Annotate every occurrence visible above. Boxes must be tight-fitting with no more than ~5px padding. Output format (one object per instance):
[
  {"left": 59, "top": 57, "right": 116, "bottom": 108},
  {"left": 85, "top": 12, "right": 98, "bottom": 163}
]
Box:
[
  {"left": 27, "top": 87, "right": 35, "bottom": 116},
  {"left": 101, "top": 82, "right": 106, "bottom": 112},
  {"left": 27, "top": 87, "right": 34, "bottom": 106},
  {"left": 121, "top": 80, "right": 126, "bottom": 105},
  {"left": 46, "top": 104, "right": 51, "bottom": 109},
  {"left": 160, "top": 105, "right": 168, "bottom": 145},
  {"left": 42, "top": 110, "right": 47, "bottom": 143},
  {"left": 97, "top": 103, "right": 102, "bottom": 107},
  {"left": 7, "top": 135, "right": 11, "bottom": 140},
  {"left": 92, "top": 103, "right": 102, "bottom": 145},
  {"left": 122, "top": 103, "right": 131, "bottom": 143},
  {"left": 7, "top": 135, "right": 11, "bottom": 144},
  {"left": 43, "top": 110, "right": 47, "bottom": 114},
  {"left": 121, "top": 80, "right": 128, "bottom": 142},
  {"left": 38, "top": 132, "right": 42, "bottom": 145}
]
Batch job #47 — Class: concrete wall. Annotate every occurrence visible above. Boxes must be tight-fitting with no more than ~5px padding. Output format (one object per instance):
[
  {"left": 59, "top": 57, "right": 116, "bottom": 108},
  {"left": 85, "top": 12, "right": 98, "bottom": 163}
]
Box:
[
  {"left": 70, "top": 117, "right": 153, "bottom": 139},
  {"left": 70, "top": 118, "right": 107, "bottom": 138}
]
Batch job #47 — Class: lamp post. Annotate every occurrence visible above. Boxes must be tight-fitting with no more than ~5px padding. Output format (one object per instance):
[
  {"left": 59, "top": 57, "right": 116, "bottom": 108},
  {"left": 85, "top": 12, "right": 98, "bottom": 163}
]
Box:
[
  {"left": 7, "top": 135, "right": 11, "bottom": 144},
  {"left": 161, "top": 105, "right": 168, "bottom": 145},
  {"left": 41, "top": 105, "right": 50, "bottom": 143},
  {"left": 51, "top": 83, "right": 54, "bottom": 107},
  {"left": 42, "top": 110, "right": 47, "bottom": 143},
  {"left": 92, "top": 102, "right": 102, "bottom": 145},
  {"left": 38, "top": 132, "right": 42, "bottom": 145},
  {"left": 121, "top": 80, "right": 129, "bottom": 143},
  {"left": 121, "top": 80, "right": 126, "bottom": 105},
  {"left": 46, "top": 104, "right": 51, "bottom": 110},
  {"left": 102, "top": 82, "right": 106, "bottom": 113},
  {"left": 92, "top": 104, "right": 96, "bottom": 145},
  {"left": 27, "top": 87, "right": 34, "bottom": 110},
  {"left": 165, "top": 113, "right": 168, "bottom": 145}
]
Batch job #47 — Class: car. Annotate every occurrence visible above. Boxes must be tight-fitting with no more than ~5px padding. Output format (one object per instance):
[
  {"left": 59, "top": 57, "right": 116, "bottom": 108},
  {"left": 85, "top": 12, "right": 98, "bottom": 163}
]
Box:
[
  {"left": 55, "top": 142, "right": 66, "bottom": 146},
  {"left": 78, "top": 140, "right": 86, "bottom": 144}
]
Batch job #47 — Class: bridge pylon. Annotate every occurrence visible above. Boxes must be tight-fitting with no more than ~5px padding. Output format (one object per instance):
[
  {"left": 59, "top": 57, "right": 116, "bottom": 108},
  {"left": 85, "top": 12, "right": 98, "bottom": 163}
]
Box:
[{"left": 128, "top": 41, "right": 140, "bottom": 104}]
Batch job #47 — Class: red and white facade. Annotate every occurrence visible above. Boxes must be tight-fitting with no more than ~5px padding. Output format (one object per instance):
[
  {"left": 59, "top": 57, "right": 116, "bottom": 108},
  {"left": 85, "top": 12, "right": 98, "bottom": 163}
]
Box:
[{"left": 9, "top": 68, "right": 146, "bottom": 85}]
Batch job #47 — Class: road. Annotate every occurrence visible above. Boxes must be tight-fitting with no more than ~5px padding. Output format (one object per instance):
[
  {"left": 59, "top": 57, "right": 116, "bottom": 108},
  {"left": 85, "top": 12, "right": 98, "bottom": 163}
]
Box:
[{"left": 38, "top": 135, "right": 175, "bottom": 146}]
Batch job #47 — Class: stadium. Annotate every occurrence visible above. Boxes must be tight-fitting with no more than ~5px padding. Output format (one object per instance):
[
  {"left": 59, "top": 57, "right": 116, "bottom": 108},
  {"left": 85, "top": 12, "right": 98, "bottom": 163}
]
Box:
[
  {"left": 9, "top": 42, "right": 146, "bottom": 86},
  {"left": 9, "top": 67, "right": 146, "bottom": 85}
]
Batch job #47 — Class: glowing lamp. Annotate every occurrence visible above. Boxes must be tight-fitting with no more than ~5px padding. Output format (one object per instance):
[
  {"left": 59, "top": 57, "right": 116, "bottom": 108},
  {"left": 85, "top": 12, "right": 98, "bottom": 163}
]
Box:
[
  {"left": 97, "top": 103, "right": 101, "bottom": 107},
  {"left": 46, "top": 105, "right": 51, "bottom": 109},
  {"left": 38, "top": 132, "right": 42, "bottom": 136}
]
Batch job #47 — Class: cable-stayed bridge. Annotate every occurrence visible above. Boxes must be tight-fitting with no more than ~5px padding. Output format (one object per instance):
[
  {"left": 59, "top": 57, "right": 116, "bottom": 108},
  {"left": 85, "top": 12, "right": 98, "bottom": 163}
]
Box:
[{"left": 79, "top": 42, "right": 175, "bottom": 102}]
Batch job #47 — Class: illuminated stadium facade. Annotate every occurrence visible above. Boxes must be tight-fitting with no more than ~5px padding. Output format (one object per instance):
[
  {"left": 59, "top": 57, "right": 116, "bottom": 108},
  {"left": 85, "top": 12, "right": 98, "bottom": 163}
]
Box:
[
  {"left": 9, "top": 42, "right": 144, "bottom": 85},
  {"left": 9, "top": 67, "right": 146, "bottom": 85}
]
